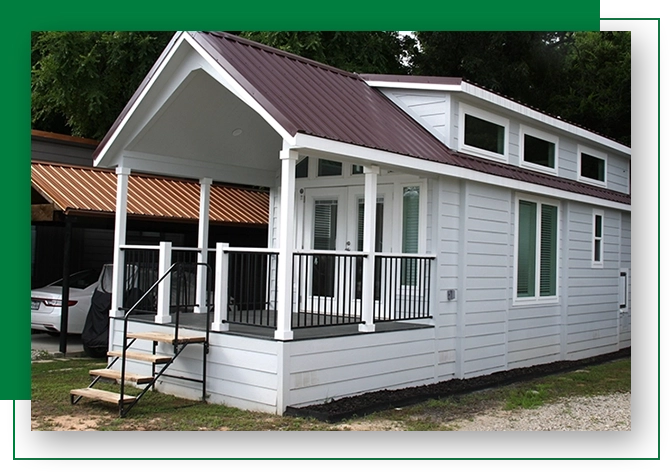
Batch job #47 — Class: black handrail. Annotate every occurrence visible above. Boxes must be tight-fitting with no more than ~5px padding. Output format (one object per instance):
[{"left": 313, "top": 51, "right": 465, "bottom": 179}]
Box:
[{"left": 116, "top": 261, "right": 212, "bottom": 415}]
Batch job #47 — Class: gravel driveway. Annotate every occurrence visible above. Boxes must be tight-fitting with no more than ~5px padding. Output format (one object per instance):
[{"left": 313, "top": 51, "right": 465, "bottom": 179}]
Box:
[{"left": 446, "top": 392, "right": 631, "bottom": 431}]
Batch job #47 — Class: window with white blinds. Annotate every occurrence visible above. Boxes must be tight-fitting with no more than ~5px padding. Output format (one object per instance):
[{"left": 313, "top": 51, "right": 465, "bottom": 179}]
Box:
[
  {"left": 313, "top": 200, "right": 337, "bottom": 250},
  {"left": 516, "top": 197, "right": 558, "bottom": 301},
  {"left": 402, "top": 186, "right": 420, "bottom": 286}
]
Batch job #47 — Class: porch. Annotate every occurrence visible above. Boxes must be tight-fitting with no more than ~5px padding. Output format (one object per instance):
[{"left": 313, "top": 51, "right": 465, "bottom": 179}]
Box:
[{"left": 115, "top": 242, "right": 436, "bottom": 340}]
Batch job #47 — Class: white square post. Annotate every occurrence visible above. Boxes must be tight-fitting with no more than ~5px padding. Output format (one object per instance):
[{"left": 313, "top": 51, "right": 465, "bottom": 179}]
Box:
[
  {"left": 155, "top": 241, "right": 173, "bottom": 324},
  {"left": 275, "top": 147, "right": 297, "bottom": 341},
  {"left": 195, "top": 177, "right": 212, "bottom": 314},
  {"left": 212, "top": 242, "right": 230, "bottom": 331},
  {"left": 110, "top": 167, "right": 130, "bottom": 320},
  {"left": 359, "top": 165, "right": 379, "bottom": 332}
]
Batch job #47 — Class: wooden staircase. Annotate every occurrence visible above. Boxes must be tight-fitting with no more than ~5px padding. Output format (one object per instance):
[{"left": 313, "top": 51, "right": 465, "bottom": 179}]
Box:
[{"left": 70, "top": 330, "right": 209, "bottom": 416}]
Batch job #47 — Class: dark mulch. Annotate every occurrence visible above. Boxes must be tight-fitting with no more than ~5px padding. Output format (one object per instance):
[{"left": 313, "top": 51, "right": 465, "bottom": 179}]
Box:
[{"left": 285, "top": 347, "right": 631, "bottom": 423}]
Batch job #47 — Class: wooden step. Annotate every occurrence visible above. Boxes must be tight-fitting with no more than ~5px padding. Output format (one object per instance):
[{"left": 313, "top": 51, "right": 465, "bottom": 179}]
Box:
[
  {"left": 127, "top": 331, "right": 206, "bottom": 344},
  {"left": 107, "top": 350, "right": 172, "bottom": 364},
  {"left": 70, "top": 388, "right": 136, "bottom": 405},
  {"left": 89, "top": 368, "right": 154, "bottom": 384}
]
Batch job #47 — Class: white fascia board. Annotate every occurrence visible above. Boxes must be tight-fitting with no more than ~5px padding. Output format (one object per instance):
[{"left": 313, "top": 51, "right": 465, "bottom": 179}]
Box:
[
  {"left": 460, "top": 82, "right": 631, "bottom": 156},
  {"left": 183, "top": 34, "right": 295, "bottom": 145},
  {"left": 94, "top": 33, "right": 193, "bottom": 168},
  {"left": 364, "top": 80, "right": 462, "bottom": 93},
  {"left": 292, "top": 133, "right": 630, "bottom": 212}
]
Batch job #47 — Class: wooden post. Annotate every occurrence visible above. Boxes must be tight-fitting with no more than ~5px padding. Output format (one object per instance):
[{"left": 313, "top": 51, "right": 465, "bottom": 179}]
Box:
[{"left": 212, "top": 242, "right": 230, "bottom": 331}]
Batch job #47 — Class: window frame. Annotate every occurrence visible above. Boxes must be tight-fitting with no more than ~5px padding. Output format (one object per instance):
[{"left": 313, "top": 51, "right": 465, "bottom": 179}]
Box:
[
  {"left": 513, "top": 193, "right": 560, "bottom": 305},
  {"left": 577, "top": 145, "right": 608, "bottom": 187},
  {"left": 619, "top": 268, "right": 630, "bottom": 313},
  {"left": 519, "top": 125, "right": 559, "bottom": 174},
  {"left": 458, "top": 103, "right": 509, "bottom": 162},
  {"left": 592, "top": 210, "right": 604, "bottom": 268}
]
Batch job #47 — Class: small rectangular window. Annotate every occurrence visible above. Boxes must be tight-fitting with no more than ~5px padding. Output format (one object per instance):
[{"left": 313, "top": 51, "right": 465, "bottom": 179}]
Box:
[
  {"left": 464, "top": 114, "right": 505, "bottom": 155},
  {"left": 318, "top": 159, "right": 342, "bottom": 177},
  {"left": 523, "top": 134, "right": 555, "bottom": 169},
  {"left": 580, "top": 152, "right": 606, "bottom": 182},
  {"left": 619, "top": 269, "right": 629, "bottom": 313},
  {"left": 593, "top": 212, "right": 603, "bottom": 266},
  {"left": 295, "top": 156, "right": 309, "bottom": 178},
  {"left": 351, "top": 165, "right": 364, "bottom": 175}
]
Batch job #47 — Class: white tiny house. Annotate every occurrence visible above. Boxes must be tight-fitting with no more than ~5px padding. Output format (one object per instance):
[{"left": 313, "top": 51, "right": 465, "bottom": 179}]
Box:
[{"left": 80, "top": 31, "right": 630, "bottom": 415}]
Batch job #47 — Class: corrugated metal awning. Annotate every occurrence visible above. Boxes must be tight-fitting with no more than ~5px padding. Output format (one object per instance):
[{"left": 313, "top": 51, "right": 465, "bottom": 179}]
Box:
[{"left": 31, "top": 161, "right": 268, "bottom": 225}]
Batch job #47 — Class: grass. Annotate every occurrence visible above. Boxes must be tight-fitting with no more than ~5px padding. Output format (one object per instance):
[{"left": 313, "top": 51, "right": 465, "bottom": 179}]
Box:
[{"left": 31, "top": 356, "right": 630, "bottom": 431}]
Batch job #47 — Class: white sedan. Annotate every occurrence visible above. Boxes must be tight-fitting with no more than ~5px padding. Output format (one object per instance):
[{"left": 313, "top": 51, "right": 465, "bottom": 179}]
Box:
[{"left": 31, "top": 269, "right": 101, "bottom": 335}]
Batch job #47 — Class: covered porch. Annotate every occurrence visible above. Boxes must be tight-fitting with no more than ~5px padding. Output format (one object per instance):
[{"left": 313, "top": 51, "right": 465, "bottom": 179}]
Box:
[{"left": 90, "top": 32, "right": 440, "bottom": 413}]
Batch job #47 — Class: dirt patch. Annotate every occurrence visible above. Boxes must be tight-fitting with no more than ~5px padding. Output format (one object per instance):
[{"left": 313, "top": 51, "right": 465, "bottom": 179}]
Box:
[
  {"left": 35, "top": 415, "right": 108, "bottom": 431},
  {"left": 334, "top": 419, "right": 404, "bottom": 431}
]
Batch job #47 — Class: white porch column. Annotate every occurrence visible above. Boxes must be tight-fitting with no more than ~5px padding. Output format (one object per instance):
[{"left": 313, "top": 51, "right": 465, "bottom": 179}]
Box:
[
  {"left": 108, "top": 167, "right": 130, "bottom": 356},
  {"left": 155, "top": 241, "right": 173, "bottom": 324},
  {"left": 275, "top": 147, "right": 297, "bottom": 341},
  {"left": 195, "top": 177, "right": 212, "bottom": 314},
  {"left": 359, "top": 165, "right": 379, "bottom": 332},
  {"left": 110, "top": 167, "right": 130, "bottom": 319},
  {"left": 212, "top": 242, "right": 230, "bottom": 331}
]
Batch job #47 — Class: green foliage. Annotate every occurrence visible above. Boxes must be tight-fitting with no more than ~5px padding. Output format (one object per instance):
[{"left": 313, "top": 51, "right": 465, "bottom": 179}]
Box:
[
  {"left": 31, "top": 31, "right": 174, "bottom": 140},
  {"left": 552, "top": 31, "right": 631, "bottom": 145},
  {"left": 238, "top": 31, "right": 413, "bottom": 75}
]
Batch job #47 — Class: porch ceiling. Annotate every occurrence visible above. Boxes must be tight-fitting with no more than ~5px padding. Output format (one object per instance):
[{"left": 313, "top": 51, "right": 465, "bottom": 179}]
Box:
[{"left": 124, "top": 69, "right": 282, "bottom": 187}]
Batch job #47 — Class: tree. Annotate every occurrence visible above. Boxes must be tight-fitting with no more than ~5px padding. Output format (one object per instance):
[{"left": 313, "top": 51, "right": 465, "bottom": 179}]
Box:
[
  {"left": 31, "top": 31, "right": 175, "bottom": 140},
  {"left": 550, "top": 31, "right": 631, "bottom": 145},
  {"left": 238, "top": 31, "right": 413, "bottom": 75}
]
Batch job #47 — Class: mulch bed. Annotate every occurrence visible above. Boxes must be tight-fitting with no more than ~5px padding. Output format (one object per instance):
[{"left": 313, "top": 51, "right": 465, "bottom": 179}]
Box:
[{"left": 284, "top": 347, "right": 631, "bottom": 423}]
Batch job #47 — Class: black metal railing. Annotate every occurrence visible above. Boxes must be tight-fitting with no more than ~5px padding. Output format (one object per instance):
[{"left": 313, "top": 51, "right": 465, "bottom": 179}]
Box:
[
  {"left": 292, "top": 251, "right": 365, "bottom": 328},
  {"left": 373, "top": 254, "right": 433, "bottom": 322},
  {"left": 226, "top": 250, "right": 278, "bottom": 328},
  {"left": 121, "top": 248, "right": 159, "bottom": 313}
]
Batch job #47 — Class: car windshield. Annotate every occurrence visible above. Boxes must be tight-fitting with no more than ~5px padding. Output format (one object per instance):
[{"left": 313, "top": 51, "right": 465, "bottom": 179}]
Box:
[{"left": 49, "top": 269, "right": 99, "bottom": 289}]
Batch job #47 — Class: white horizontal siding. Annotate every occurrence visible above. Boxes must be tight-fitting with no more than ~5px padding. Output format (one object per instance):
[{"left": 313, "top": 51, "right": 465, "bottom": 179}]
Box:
[{"left": 288, "top": 328, "right": 436, "bottom": 407}]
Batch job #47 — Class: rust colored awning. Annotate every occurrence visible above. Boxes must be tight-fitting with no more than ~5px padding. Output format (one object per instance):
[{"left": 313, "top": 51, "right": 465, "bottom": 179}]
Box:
[{"left": 31, "top": 161, "right": 268, "bottom": 225}]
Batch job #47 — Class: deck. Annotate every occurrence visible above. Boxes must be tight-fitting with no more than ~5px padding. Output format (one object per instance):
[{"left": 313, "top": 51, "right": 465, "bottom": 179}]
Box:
[{"left": 126, "top": 310, "right": 432, "bottom": 341}]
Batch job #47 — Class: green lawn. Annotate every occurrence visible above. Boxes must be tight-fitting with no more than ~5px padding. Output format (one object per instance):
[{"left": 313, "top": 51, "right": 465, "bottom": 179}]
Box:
[{"left": 31, "top": 356, "right": 630, "bottom": 431}]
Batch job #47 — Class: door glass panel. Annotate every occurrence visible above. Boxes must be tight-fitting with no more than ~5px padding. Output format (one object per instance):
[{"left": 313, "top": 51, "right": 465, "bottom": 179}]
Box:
[
  {"left": 402, "top": 186, "right": 420, "bottom": 285},
  {"left": 312, "top": 199, "right": 337, "bottom": 297},
  {"left": 355, "top": 197, "right": 384, "bottom": 299}
]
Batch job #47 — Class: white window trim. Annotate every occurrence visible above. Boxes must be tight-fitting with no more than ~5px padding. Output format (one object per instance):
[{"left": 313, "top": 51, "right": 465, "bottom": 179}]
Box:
[
  {"left": 458, "top": 102, "right": 509, "bottom": 162},
  {"left": 519, "top": 124, "right": 559, "bottom": 175},
  {"left": 577, "top": 144, "right": 608, "bottom": 187},
  {"left": 513, "top": 193, "right": 560, "bottom": 306},
  {"left": 619, "top": 268, "right": 630, "bottom": 314},
  {"left": 592, "top": 210, "right": 604, "bottom": 268}
]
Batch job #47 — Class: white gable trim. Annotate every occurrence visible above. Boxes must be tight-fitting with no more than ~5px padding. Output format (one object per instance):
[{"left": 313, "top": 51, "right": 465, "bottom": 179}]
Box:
[
  {"left": 293, "top": 133, "right": 630, "bottom": 212},
  {"left": 94, "top": 33, "right": 191, "bottom": 167},
  {"left": 364, "top": 80, "right": 461, "bottom": 92},
  {"left": 94, "top": 32, "right": 295, "bottom": 168}
]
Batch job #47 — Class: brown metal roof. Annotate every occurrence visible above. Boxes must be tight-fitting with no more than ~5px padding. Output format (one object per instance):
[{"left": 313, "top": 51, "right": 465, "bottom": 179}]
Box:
[
  {"left": 94, "top": 31, "right": 630, "bottom": 206},
  {"left": 31, "top": 161, "right": 269, "bottom": 225}
]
